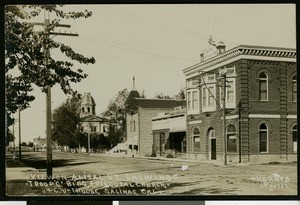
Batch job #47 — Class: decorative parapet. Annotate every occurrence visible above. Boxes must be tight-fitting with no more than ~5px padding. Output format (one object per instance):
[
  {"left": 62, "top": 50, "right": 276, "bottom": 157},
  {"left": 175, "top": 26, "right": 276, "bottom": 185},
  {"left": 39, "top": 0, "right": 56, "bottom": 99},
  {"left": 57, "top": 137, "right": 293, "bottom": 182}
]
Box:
[{"left": 183, "top": 45, "right": 296, "bottom": 77}]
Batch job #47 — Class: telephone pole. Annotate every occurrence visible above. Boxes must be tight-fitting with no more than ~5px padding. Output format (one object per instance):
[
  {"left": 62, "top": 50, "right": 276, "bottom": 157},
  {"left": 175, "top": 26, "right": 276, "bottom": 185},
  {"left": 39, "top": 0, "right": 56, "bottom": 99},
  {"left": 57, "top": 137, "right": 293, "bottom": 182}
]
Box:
[
  {"left": 222, "top": 73, "right": 227, "bottom": 166},
  {"left": 18, "top": 106, "right": 21, "bottom": 160},
  {"left": 30, "top": 10, "right": 78, "bottom": 178}
]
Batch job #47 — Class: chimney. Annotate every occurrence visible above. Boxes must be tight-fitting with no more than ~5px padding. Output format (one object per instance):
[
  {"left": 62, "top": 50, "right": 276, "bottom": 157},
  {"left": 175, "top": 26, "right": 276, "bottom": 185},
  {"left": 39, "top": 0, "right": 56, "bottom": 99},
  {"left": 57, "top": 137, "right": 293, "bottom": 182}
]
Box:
[
  {"left": 217, "top": 41, "right": 226, "bottom": 54},
  {"left": 200, "top": 53, "right": 204, "bottom": 62}
]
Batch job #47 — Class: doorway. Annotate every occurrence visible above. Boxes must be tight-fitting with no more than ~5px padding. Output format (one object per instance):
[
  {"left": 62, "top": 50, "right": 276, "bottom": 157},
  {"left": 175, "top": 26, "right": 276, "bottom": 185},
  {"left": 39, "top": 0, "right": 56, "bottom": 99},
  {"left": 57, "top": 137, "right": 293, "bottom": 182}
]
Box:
[
  {"left": 211, "top": 138, "right": 216, "bottom": 160},
  {"left": 208, "top": 128, "right": 216, "bottom": 160}
]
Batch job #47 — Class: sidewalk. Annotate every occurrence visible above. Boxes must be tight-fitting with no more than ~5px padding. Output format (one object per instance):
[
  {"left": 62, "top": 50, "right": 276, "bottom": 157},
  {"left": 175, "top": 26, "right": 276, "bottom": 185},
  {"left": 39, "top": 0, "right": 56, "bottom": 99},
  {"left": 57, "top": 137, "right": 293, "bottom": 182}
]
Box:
[
  {"left": 90, "top": 152, "right": 250, "bottom": 167},
  {"left": 6, "top": 152, "right": 46, "bottom": 196}
]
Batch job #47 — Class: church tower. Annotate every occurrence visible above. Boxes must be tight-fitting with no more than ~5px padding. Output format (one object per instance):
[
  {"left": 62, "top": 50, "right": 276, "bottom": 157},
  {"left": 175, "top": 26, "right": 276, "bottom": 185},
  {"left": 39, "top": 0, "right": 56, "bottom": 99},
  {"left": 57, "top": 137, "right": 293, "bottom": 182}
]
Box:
[{"left": 80, "top": 92, "right": 96, "bottom": 117}]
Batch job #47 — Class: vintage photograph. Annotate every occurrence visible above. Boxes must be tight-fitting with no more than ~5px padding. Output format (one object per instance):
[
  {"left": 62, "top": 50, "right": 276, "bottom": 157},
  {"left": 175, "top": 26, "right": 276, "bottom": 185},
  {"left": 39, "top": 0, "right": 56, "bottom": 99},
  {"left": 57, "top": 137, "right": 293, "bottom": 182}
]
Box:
[{"left": 5, "top": 4, "right": 297, "bottom": 197}]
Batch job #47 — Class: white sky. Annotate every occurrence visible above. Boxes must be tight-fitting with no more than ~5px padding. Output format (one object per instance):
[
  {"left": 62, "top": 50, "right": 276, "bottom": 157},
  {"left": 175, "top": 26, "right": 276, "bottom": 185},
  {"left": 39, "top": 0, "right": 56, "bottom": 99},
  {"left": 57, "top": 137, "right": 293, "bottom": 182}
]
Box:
[{"left": 9, "top": 4, "right": 296, "bottom": 143}]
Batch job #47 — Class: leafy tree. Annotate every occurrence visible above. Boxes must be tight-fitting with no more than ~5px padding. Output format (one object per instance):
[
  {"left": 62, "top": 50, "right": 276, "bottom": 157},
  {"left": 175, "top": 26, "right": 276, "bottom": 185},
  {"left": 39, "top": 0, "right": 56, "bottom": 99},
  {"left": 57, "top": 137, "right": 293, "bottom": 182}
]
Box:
[
  {"left": 21, "top": 142, "right": 27, "bottom": 146},
  {"left": 140, "top": 90, "right": 146, "bottom": 98},
  {"left": 90, "top": 133, "right": 110, "bottom": 151},
  {"left": 154, "top": 92, "right": 171, "bottom": 99},
  {"left": 102, "top": 89, "right": 129, "bottom": 147},
  {"left": 51, "top": 94, "right": 82, "bottom": 150},
  {"left": 5, "top": 5, "right": 95, "bottom": 127},
  {"left": 28, "top": 142, "right": 34, "bottom": 148},
  {"left": 178, "top": 88, "right": 186, "bottom": 99}
]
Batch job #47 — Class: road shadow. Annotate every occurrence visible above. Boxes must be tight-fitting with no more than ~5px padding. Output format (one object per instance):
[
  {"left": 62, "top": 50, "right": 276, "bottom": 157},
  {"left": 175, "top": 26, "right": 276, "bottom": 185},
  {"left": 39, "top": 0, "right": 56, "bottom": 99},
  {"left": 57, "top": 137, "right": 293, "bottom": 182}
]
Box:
[{"left": 6, "top": 153, "right": 99, "bottom": 169}]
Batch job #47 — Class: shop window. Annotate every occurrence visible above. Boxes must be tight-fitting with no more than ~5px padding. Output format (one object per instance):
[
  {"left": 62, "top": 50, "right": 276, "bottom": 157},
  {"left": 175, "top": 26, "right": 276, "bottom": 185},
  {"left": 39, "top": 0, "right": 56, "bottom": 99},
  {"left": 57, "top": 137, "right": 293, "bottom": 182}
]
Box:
[
  {"left": 208, "top": 86, "right": 215, "bottom": 106},
  {"left": 202, "top": 87, "right": 207, "bottom": 107},
  {"left": 133, "top": 120, "right": 136, "bottom": 132},
  {"left": 227, "top": 81, "right": 234, "bottom": 103},
  {"left": 187, "top": 91, "right": 191, "bottom": 109},
  {"left": 259, "top": 72, "right": 268, "bottom": 101},
  {"left": 259, "top": 123, "right": 268, "bottom": 153},
  {"left": 292, "top": 125, "right": 297, "bottom": 153},
  {"left": 193, "top": 128, "right": 200, "bottom": 153},
  {"left": 192, "top": 91, "right": 198, "bottom": 109},
  {"left": 227, "top": 125, "right": 237, "bottom": 152}
]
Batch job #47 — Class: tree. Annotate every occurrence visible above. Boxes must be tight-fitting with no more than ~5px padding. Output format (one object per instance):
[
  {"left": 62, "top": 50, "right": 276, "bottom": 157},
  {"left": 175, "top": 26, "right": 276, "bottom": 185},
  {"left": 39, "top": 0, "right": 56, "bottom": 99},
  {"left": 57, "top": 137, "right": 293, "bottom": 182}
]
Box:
[
  {"left": 154, "top": 92, "right": 171, "bottom": 99},
  {"left": 178, "top": 88, "right": 186, "bottom": 99},
  {"left": 102, "top": 89, "right": 129, "bottom": 147},
  {"left": 5, "top": 5, "right": 95, "bottom": 127},
  {"left": 21, "top": 142, "right": 27, "bottom": 146},
  {"left": 28, "top": 142, "right": 34, "bottom": 148},
  {"left": 51, "top": 94, "right": 82, "bottom": 150}
]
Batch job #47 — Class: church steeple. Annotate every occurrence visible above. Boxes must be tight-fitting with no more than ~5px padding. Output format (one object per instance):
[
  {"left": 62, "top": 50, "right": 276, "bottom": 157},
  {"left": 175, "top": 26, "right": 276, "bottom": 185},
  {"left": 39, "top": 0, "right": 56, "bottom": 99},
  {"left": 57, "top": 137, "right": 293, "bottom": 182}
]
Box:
[
  {"left": 125, "top": 76, "right": 140, "bottom": 108},
  {"left": 132, "top": 76, "right": 136, "bottom": 91}
]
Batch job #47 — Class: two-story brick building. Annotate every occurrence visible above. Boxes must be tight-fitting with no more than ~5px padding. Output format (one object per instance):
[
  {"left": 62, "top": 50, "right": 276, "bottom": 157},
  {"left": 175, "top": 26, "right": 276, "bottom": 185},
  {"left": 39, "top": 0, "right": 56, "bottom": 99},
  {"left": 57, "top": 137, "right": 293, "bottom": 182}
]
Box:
[
  {"left": 124, "top": 83, "right": 186, "bottom": 157},
  {"left": 183, "top": 41, "right": 297, "bottom": 163}
]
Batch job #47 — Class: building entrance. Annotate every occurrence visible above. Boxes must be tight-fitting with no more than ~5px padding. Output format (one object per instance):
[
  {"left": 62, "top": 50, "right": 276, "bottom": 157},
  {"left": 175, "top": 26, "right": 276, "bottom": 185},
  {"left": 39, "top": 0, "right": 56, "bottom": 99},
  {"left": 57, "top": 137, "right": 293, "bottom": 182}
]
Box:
[
  {"left": 169, "top": 132, "right": 186, "bottom": 157},
  {"left": 211, "top": 138, "right": 216, "bottom": 160}
]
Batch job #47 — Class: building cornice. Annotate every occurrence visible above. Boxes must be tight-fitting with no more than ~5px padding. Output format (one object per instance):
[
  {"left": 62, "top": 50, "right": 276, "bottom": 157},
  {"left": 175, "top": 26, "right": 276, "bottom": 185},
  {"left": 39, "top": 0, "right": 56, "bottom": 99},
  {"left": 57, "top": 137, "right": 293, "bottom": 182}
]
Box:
[{"left": 183, "top": 45, "right": 296, "bottom": 77}]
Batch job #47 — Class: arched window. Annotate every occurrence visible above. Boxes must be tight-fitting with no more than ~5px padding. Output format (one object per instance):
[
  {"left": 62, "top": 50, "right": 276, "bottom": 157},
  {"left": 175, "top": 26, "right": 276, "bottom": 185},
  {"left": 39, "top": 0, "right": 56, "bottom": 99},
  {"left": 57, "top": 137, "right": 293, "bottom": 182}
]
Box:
[
  {"left": 259, "top": 72, "right": 268, "bottom": 101},
  {"left": 87, "top": 107, "right": 90, "bottom": 113},
  {"left": 227, "top": 125, "right": 237, "bottom": 152},
  {"left": 193, "top": 128, "right": 200, "bottom": 153},
  {"left": 208, "top": 128, "right": 215, "bottom": 139},
  {"left": 259, "top": 123, "right": 268, "bottom": 153},
  {"left": 292, "top": 75, "right": 297, "bottom": 102},
  {"left": 292, "top": 125, "right": 297, "bottom": 153},
  {"left": 82, "top": 107, "right": 85, "bottom": 113}
]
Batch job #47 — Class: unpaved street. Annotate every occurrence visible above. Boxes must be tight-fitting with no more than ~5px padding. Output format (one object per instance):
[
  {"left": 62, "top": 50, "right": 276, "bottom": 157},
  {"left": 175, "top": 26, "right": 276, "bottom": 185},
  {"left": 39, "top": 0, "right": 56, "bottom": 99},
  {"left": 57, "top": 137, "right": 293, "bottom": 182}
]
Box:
[{"left": 6, "top": 151, "right": 297, "bottom": 196}]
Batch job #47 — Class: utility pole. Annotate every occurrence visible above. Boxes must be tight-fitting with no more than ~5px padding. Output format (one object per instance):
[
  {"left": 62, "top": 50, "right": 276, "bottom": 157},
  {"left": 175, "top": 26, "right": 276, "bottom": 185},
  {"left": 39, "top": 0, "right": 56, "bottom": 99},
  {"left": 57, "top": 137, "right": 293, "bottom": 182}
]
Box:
[
  {"left": 238, "top": 101, "right": 242, "bottom": 163},
  {"left": 18, "top": 106, "right": 21, "bottom": 160},
  {"left": 29, "top": 10, "right": 78, "bottom": 178},
  {"left": 221, "top": 73, "right": 227, "bottom": 166},
  {"left": 88, "top": 125, "right": 91, "bottom": 154},
  {"left": 13, "top": 122, "right": 15, "bottom": 158}
]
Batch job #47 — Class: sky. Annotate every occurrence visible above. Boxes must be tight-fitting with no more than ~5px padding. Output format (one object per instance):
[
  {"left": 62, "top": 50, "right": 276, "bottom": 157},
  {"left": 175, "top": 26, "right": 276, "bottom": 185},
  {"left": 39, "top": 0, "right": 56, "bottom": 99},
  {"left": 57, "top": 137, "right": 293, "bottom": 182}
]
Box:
[{"left": 8, "top": 4, "right": 296, "bottom": 143}]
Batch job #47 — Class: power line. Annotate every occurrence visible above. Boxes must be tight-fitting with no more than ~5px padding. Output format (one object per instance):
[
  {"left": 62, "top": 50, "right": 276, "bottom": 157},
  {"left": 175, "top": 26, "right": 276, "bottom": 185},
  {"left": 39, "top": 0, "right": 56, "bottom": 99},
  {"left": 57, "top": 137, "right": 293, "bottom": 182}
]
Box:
[
  {"left": 100, "top": 7, "right": 239, "bottom": 47},
  {"left": 100, "top": 7, "right": 209, "bottom": 41},
  {"left": 76, "top": 36, "right": 196, "bottom": 62},
  {"left": 80, "top": 35, "right": 199, "bottom": 53}
]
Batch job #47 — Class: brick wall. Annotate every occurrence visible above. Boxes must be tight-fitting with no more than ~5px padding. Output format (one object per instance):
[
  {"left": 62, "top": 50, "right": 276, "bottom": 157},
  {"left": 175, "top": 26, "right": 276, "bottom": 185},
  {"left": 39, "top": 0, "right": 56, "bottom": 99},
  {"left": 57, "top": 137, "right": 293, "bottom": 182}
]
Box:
[
  {"left": 139, "top": 108, "right": 174, "bottom": 156},
  {"left": 185, "top": 58, "right": 296, "bottom": 163}
]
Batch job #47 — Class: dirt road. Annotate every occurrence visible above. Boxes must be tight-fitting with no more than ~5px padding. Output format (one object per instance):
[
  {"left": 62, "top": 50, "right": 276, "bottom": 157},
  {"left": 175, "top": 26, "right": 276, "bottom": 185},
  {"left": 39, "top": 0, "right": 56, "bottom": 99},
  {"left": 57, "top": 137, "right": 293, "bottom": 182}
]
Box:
[{"left": 6, "top": 151, "right": 297, "bottom": 196}]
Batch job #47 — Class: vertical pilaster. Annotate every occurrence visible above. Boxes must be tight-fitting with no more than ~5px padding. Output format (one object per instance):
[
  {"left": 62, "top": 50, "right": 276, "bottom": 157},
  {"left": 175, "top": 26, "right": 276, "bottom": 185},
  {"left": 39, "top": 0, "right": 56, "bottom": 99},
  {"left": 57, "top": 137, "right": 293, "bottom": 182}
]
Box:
[
  {"left": 238, "top": 59, "right": 250, "bottom": 162},
  {"left": 279, "top": 62, "right": 288, "bottom": 160}
]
